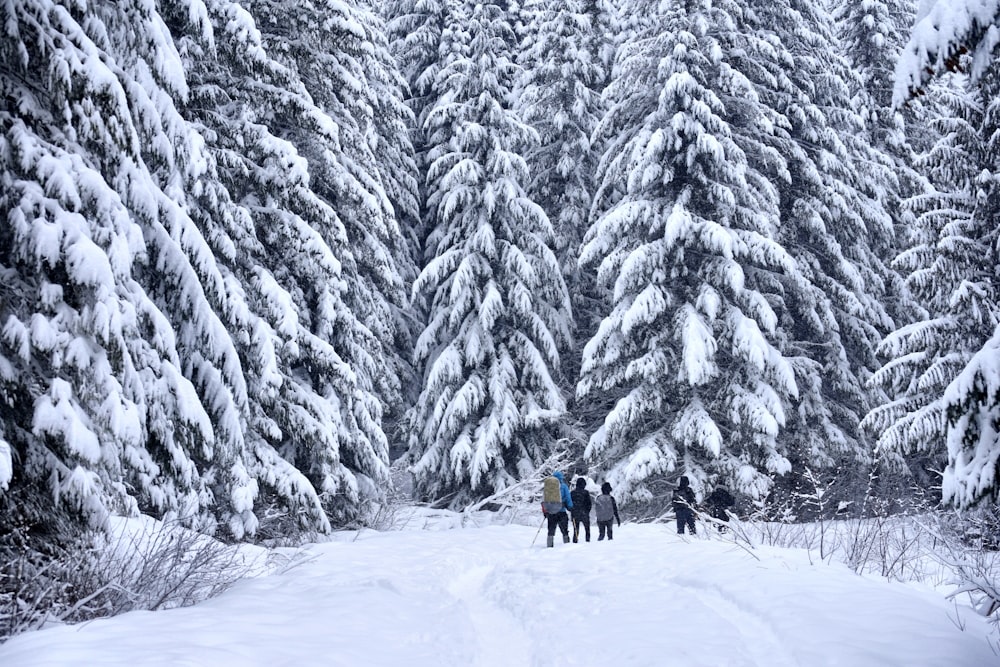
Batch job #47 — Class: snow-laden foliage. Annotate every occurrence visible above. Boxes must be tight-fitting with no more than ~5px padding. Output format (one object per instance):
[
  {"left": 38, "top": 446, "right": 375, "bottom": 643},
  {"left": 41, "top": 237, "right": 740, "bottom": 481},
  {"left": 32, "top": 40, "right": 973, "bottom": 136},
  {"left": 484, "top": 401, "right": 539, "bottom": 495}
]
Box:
[
  {"left": 383, "top": 0, "right": 450, "bottom": 126},
  {"left": 937, "top": 72, "right": 1000, "bottom": 507},
  {"left": 837, "top": 0, "right": 917, "bottom": 113},
  {"left": 515, "top": 0, "right": 613, "bottom": 444},
  {"left": 0, "top": 0, "right": 417, "bottom": 542},
  {"left": 894, "top": 0, "right": 1000, "bottom": 103},
  {"left": 382, "top": 0, "right": 450, "bottom": 206},
  {"left": 869, "top": 71, "right": 1000, "bottom": 508},
  {"left": 356, "top": 1, "right": 423, "bottom": 447},
  {"left": 581, "top": 0, "right": 801, "bottom": 504},
  {"left": 1, "top": 0, "right": 245, "bottom": 535},
  {"left": 249, "top": 0, "right": 412, "bottom": 425},
  {"left": 944, "top": 326, "right": 1000, "bottom": 506},
  {"left": 167, "top": 0, "right": 398, "bottom": 527},
  {"left": 864, "top": 86, "right": 982, "bottom": 482},
  {"left": 835, "top": 0, "right": 923, "bottom": 249},
  {"left": 407, "top": 0, "right": 572, "bottom": 504},
  {"left": 740, "top": 0, "right": 905, "bottom": 505},
  {"left": 517, "top": 0, "right": 605, "bottom": 269}
]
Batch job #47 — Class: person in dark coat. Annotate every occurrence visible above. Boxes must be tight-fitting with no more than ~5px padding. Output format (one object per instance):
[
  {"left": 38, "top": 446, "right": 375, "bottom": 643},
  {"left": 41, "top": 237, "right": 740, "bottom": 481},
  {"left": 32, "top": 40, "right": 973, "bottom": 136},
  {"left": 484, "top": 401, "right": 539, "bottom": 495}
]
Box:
[
  {"left": 570, "top": 477, "right": 593, "bottom": 543},
  {"left": 671, "top": 475, "right": 697, "bottom": 535},
  {"left": 706, "top": 485, "right": 735, "bottom": 531},
  {"left": 594, "top": 481, "right": 621, "bottom": 541}
]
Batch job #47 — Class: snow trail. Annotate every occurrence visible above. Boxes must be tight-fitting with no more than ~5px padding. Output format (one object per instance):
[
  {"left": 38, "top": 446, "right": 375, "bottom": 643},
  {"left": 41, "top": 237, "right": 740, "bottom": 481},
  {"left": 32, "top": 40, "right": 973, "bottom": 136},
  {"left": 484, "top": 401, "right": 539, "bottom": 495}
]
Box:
[
  {"left": 0, "top": 518, "right": 994, "bottom": 667},
  {"left": 447, "top": 563, "right": 534, "bottom": 667}
]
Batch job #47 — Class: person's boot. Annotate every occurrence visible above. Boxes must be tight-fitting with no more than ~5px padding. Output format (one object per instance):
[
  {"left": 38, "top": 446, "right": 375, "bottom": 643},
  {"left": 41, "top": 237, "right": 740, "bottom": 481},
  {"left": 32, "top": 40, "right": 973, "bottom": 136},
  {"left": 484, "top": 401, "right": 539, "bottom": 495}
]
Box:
[
  {"left": 563, "top": 534, "right": 570, "bottom": 543},
  {"left": 546, "top": 535, "right": 554, "bottom": 548}
]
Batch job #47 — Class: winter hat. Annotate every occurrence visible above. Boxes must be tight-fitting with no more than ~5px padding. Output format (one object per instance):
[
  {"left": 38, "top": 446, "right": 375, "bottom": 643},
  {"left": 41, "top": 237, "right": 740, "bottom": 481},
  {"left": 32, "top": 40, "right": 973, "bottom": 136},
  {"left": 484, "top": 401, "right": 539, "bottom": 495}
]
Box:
[
  {"left": 679, "top": 475, "right": 690, "bottom": 488},
  {"left": 576, "top": 477, "right": 587, "bottom": 489},
  {"left": 601, "top": 482, "right": 612, "bottom": 494}
]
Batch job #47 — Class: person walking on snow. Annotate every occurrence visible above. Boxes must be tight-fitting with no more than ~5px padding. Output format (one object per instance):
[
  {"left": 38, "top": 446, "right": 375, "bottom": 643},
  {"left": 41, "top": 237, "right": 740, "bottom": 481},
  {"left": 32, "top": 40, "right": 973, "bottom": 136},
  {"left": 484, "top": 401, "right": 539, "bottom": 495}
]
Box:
[
  {"left": 541, "top": 471, "right": 573, "bottom": 547},
  {"left": 672, "top": 475, "right": 697, "bottom": 535},
  {"left": 570, "top": 477, "right": 593, "bottom": 543},
  {"left": 594, "top": 482, "right": 621, "bottom": 541},
  {"left": 706, "top": 485, "right": 735, "bottom": 532}
]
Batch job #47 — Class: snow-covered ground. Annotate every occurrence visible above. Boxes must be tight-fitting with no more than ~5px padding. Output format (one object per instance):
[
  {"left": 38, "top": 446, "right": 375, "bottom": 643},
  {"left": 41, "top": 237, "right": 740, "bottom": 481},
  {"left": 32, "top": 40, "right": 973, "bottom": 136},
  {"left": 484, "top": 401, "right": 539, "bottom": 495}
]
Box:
[{"left": 0, "top": 509, "right": 995, "bottom": 666}]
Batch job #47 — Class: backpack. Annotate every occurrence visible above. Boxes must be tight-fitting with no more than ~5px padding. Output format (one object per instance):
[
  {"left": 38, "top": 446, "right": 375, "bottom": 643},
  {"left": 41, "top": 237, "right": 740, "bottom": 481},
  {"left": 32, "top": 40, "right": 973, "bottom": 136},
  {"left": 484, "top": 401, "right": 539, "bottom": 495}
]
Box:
[
  {"left": 594, "top": 494, "right": 615, "bottom": 522},
  {"left": 541, "top": 476, "right": 563, "bottom": 514}
]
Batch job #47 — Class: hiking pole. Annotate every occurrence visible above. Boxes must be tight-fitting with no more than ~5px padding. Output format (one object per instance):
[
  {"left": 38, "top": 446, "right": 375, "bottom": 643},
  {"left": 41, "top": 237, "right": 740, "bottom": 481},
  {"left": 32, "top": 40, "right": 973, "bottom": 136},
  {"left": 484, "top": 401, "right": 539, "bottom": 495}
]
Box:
[{"left": 531, "top": 515, "right": 545, "bottom": 546}]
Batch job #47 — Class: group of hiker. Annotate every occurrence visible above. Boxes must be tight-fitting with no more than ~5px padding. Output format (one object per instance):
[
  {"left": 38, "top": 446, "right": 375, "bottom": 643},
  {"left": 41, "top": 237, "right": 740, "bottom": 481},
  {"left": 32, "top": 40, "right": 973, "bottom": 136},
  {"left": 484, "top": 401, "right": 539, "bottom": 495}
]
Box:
[
  {"left": 540, "top": 472, "right": 736, "bottom": 547},
  {"left": 540, "top": 472, "right": 621, "bottom": 547},
  {"left": 671, "top": 475, "right": 735, "bottom": 535}
]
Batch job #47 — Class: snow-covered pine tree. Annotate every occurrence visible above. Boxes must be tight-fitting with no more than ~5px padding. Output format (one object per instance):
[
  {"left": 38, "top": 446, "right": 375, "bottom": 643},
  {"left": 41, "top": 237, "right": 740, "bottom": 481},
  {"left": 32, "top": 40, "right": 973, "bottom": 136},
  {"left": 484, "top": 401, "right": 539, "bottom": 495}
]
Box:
[
  {"left": 347, "top": 1, "right": 423, "bottom": 453},
  {"left": 581, "top": 0, "right": 619, "bottom": 88},
  {"left": 248, "top": 0, "right": 409, "bottom": 428},
  {"left": 408, "top": 0, "right": 572, "bottom": 504},
  {"left": 834, "top": 0, "right": 924, "bottom": 257},
  {"left": 878, "top": 0, "right": 1000, "bottom": 510},
  {"left": 737, "top": 0, "right": 902, "bottom": 510},
  {"left": 382, "top": 0, "right": 451, "bottom": 187},
  {"left": 581, "top": 0, "right": 800, "bottom": 504},
  {"left": 833, "top": 0, "right": 934, "bottom": 509},
  {"left": 0, "top": 0, "right": 250, "bottom": 539},
  {"left": 866, "top": 73, "right": 1000, "bottom": 507},
  {"left": 168, "top": 0, "right": 391, "bottom": 527},
  {"left": 835, "top": 0, "right": 915, "bottom": 135},
  {"left": 383, "top": 0, "right": 451, "bottom": 129},
  {"left": 515, "top": 0, "right": 610, "bottom": 449}
]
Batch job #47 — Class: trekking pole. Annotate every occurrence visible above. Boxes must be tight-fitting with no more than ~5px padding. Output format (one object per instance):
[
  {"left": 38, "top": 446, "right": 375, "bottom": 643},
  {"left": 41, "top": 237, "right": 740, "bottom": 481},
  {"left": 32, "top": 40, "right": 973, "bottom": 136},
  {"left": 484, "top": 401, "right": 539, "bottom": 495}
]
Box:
[{"left": 531, "top": 515, "right": 545, "bottom": 546}]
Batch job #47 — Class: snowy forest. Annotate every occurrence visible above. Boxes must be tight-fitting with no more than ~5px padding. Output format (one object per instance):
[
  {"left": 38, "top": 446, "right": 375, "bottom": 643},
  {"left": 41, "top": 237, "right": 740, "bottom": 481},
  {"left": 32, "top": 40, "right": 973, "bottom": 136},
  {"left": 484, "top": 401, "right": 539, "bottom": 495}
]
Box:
[{"left": 3, "top": 0, "right": 1000, "bottom": 594}]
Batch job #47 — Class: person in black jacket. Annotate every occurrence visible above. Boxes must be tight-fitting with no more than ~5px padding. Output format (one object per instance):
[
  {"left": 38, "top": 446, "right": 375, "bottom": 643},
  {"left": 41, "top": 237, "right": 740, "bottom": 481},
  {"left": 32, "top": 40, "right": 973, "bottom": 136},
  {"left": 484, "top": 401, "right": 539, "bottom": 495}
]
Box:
[
  {"left": 570, "top": 477, "right": 593, "bottom": 543},
  {"left": 706, "top": 485, "right": 735, "bottom": 532},
  {"left": 671, "top": 475, "right": 697, "bottom": 535}
]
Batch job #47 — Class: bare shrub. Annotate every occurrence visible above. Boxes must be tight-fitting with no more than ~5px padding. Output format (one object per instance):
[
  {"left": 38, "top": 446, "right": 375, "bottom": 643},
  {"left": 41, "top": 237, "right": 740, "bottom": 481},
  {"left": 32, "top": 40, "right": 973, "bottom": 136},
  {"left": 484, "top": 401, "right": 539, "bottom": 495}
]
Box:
[
  {"left": 918, "top": 511, "right": 1000, "bottom": 625},
  {"left": 1, "top": 518, "right": 261, "bottom": 642}
]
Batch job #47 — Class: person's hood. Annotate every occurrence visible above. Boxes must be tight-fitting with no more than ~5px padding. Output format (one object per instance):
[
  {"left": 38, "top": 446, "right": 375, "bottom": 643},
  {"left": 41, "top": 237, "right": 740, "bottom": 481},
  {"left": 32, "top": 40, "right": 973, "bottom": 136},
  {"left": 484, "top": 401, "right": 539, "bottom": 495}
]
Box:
[{"left": 553, "top": 471, "right": 565, "bottom": 483}]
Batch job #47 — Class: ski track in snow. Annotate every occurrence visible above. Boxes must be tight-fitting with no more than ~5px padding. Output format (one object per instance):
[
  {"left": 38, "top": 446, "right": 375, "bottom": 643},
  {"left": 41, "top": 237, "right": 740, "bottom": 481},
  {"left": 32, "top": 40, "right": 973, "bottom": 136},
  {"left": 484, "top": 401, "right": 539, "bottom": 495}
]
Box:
[{"left": 666, "top": 576, "right": 799, "bottom": 667}]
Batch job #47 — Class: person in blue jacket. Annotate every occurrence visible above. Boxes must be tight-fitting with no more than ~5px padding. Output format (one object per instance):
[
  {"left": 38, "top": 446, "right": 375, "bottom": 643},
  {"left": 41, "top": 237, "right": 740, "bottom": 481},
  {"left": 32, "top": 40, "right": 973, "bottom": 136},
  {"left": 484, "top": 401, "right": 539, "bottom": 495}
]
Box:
[{"left": 543, "top": 471, "right": 573, "bottom": 547}]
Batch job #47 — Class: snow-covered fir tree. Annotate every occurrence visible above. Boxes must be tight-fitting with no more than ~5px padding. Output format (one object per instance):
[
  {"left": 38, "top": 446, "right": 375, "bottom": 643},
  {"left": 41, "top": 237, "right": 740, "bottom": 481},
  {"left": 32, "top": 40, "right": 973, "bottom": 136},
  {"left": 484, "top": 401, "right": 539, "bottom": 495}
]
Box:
[
  {"left": 864, "top": 81, "right": 985, "bottom": 489},
  {"left": 875, "top": 0, "right": 1000, "bottom": 510},
  {"left": 739, "top": 0, "right": 903, "bottom": 509},
  {"left": 834, "top": 0, "right": 938, "bottom": 508},
  {"left": 581, "top": 0, "right": 801, "bottom": 504},
  {"left": 248, "top": 0, "right": 413, "bottom": 431},
  {"left": 347, "top": 0, "right": 424, "bottom": 449},
  {"left": 0, "top": 0, "right": 255, "bottom": 538},
  {"left": 407, "top": 0, "right": 572, "bottom": 504},
  {"left": 835, "top": 0, "right": 915, "bottom": 130},
  {"left": 382, "top": 0, "right": 452, "bottom": 185},
  {"left": 168, "top": 0, "right": 396, "bottom": 527},
  {"left": 383, "top": 0, "right": 452, "bottom": 126},
  {"left": 868, "top": 54, "right": 1000, "bottom": 507},
  {"left": 515, "top": 0, "right": 612, "bottom": 449}
]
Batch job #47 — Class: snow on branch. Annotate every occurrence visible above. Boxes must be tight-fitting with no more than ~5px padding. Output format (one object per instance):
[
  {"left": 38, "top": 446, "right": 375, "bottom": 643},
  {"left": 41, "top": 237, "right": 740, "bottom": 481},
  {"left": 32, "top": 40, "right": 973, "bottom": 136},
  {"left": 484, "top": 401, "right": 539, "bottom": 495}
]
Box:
[
  {"left": 894, "top": 0, "right": 1000, "bottom": 104},
  {"left": 461, "top": 449, "right": 572, "bottom": 514}
]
